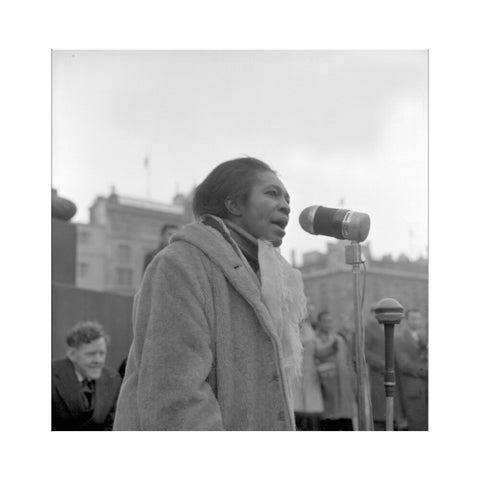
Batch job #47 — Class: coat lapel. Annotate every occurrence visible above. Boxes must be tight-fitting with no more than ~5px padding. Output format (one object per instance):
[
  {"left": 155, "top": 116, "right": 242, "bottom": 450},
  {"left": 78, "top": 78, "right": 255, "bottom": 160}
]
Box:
[
  {"left": 54, "top": 359, "right": 85, "bottom": 419},
  {"left": 184, "top": 221, "right": 279, "bottom": 339}
]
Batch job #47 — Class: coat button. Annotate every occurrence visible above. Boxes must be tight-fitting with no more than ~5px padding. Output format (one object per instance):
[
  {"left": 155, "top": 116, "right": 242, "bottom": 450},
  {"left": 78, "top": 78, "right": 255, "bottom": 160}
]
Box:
[
  {"left": 271, "top": 372, "right": 279, "bottom": 382},
  {"left": 277, "top": 411, "right": 285, "bottom": 421}
]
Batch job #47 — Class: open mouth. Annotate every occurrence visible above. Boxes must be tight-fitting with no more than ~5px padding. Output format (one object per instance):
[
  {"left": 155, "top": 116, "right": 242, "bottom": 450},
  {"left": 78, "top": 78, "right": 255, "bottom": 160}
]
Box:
[{"left": 271, "top": 217, "right": 289, "bottom": 230}]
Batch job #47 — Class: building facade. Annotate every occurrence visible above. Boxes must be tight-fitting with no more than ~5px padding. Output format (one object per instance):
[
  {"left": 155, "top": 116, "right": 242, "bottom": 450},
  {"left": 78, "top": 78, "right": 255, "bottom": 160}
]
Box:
[
  {"left": 75, "top": 188, "right": 192, "bottom": 295},
  {"left": 300, "top": 241, "right": 428, "bottom": 329}
]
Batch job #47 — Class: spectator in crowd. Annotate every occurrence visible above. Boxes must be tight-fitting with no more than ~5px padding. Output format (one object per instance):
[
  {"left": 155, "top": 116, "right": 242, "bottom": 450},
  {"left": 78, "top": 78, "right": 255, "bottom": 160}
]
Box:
[
  {"left": 314, "top": 310, "right": 357, "bottom": 430},
  {"left": 293, "top": 306, "right": 324, "bottom": 430},
  {"left": 395, "top": 309, "right": 428, "bottom": 431},
  {"left": 365, "top": 306, "right": 406, "bottom": 430},
  {"left": 338, "top": 314, "right": 355, "bottom": 351},
  {"left": 143, "top": 223, "right": 180, "bottom": 272},
  {"left": 52, "top": 321, "right": 122, "bottom": 430},
  {"left": 113, "top": 157, "right": 307, "bottom": 430}
]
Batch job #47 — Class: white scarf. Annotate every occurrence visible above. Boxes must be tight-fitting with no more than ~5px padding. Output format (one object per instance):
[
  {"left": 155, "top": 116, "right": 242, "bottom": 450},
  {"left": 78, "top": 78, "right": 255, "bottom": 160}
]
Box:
[{"left": 257, "top": 240, "right": 307, "bottom": 410}]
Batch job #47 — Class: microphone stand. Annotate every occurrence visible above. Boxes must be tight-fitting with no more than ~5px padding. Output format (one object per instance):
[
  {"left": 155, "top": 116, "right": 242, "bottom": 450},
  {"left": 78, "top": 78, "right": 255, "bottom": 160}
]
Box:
[
  {"left": 345, "top": 241, "right": 373, "bottom": 431},
  {"left": 374, "top": 298, "right": 404, "bottom": 431}
]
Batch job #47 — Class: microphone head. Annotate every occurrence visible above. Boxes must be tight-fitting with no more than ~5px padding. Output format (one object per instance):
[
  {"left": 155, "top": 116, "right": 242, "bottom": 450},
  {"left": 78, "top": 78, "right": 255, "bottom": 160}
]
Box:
[
  {"left": 299, "top": 205, "right": 370, "bottom": 242},
  {"left": 298, "top": 206, "right": 318, "bottom": 234},
  {"left": 374, "top": 298, "right": 404, "bottom": 325},
  {"left": 345, "top": 210, "right": 371, "bottom": 243}
]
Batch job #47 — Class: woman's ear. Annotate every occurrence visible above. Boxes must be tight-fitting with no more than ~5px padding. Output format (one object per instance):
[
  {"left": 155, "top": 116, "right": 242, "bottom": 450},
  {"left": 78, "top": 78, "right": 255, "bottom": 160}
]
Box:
[{"left": 225, "top": 197, "right": 244, "bottom": 217}]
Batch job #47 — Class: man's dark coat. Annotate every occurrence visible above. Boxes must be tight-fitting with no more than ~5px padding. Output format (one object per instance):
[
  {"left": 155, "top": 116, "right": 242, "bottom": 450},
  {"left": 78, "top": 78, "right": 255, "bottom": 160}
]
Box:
[
  {"left": 52, "top": 358, "right": 122, "bottom": 431},
  {"left": 395, "top": 328, "right": 428, "bottom": 431}
]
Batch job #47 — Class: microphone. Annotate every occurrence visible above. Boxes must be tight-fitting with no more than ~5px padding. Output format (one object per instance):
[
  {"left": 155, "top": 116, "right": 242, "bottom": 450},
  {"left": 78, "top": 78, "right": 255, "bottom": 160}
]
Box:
[{"left": 299, "top": 205, "right": 371, "bottom": 242}]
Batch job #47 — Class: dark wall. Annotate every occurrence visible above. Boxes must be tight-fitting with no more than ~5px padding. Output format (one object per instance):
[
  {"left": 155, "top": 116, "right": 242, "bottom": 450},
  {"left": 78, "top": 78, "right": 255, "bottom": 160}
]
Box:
[
  {"left": 52, "top": 283, "right": 134, "bottom": 370},
  {"left": 52, "top": 218, "right": 77, "bottom": 285}
]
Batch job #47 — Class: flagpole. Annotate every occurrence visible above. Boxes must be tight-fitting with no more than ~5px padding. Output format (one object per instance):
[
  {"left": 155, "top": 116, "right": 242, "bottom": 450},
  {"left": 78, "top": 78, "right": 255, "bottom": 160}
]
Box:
[{"left": 144, "top": 155, "right": 150, "bottom": 199}]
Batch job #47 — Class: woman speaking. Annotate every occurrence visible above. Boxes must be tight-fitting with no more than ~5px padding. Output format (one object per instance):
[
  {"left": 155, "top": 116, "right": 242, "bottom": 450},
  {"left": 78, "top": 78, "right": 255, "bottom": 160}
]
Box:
[{"left": 113, "top": 157, "right": 307, "bottom": 430}]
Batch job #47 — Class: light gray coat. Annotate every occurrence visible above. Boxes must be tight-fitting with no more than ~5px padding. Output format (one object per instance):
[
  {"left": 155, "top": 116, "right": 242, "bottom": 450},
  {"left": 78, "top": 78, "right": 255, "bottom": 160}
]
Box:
[{"left": 113, "top": 219, "right": 295, "bottom": 430}]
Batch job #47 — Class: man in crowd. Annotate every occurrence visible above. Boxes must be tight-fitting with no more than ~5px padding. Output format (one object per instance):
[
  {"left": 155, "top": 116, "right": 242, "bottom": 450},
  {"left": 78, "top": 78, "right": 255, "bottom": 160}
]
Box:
[
  {"left": 395, "top": 309, "right": 428, "bottom": 431},
  {"left": 52, "top": 321, "right": 122, "bottom": 430},
  {"left": 143, "top": 223, "right": 179, "bottom": 272}
]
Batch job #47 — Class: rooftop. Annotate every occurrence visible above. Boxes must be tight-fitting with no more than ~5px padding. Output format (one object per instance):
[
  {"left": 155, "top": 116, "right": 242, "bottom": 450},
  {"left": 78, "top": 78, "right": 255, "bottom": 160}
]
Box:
[{"left": 115, "top": 195, "right": 185, "bottom": 215}]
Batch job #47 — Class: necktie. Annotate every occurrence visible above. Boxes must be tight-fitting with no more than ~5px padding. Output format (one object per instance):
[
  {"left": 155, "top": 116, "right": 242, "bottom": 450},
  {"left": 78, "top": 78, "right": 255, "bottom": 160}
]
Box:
[{"left": 80, "top": 379, "right": 94, "bottom": 411}]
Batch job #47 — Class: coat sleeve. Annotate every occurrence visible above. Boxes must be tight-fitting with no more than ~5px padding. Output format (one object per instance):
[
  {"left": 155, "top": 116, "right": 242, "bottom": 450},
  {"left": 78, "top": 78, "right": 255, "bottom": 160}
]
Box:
[
  {"left": 102, "top": 403, "right": 116, "bottom": 430},
  {"left": 132, "top": 246, "right": 224, "bottom": 430}
]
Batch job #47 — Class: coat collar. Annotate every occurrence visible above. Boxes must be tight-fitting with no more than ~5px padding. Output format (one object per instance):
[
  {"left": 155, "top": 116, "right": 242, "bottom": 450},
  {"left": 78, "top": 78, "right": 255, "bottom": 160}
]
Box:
[{"left": 173, "top": 219, "right": 279, "bottom": 339}]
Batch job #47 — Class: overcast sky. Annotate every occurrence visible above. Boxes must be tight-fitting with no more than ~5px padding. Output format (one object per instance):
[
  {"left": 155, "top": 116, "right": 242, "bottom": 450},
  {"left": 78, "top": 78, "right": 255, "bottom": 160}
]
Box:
[{"left": 52, "top": 50, "right": 427, "bottom": 261}]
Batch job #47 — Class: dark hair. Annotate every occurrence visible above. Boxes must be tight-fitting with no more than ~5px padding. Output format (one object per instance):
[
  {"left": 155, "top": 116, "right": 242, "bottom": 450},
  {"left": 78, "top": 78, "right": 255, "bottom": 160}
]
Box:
[
  {"left": 161, "top": 223, "right": 179, "bottom": 236},
  {"left": 66, "top": 321, "right": 110, "bottom": 348},
  {"left": 192, "top": 157, "right": 276, "bottom": 219}
]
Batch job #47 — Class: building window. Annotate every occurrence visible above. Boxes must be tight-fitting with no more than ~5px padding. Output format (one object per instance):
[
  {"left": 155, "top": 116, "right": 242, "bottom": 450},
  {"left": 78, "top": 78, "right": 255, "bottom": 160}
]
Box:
[
  {"left": 78, "top": 262, "right": 89, "bottom": 278},
  {"left": 117, "top": 244, "right": 131, "bottom": 263},
  {"left": 115, "top": 267, "right": 132, "bottom": 287}
]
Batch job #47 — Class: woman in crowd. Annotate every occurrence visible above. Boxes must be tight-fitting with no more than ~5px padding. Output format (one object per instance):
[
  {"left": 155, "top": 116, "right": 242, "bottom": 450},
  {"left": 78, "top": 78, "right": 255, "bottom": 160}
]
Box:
[
  {"left": 314, "top": 310, "right": 357, "bottom": 430},
  {"left": 113, "top": 157, "right": 307, "bottom": 430},
  {"left": 293, "top": 306, "right": 325, "bottom": 430}
]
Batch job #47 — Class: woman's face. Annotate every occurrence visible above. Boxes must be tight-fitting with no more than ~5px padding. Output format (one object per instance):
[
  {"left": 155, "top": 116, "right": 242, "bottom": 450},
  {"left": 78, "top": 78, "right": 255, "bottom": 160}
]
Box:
[{"left": 230, "top": 170, "right": 291, "bottom": 247}]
